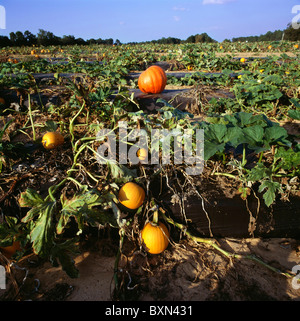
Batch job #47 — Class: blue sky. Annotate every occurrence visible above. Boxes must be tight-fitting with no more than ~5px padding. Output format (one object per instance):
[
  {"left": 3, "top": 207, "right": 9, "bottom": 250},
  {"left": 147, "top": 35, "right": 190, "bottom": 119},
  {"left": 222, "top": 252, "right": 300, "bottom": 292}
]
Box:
[{"left": 0, "top": 0, "right": 298, "bottom": 43}]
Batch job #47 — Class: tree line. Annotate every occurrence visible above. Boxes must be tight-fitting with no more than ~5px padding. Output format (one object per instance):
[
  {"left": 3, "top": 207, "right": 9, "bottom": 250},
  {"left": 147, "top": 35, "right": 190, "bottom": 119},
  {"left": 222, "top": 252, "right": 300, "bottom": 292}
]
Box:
[
  {"left": 133, "top": 33, "right": 216, "bottom": 45},
  {"left": 0, "top": 25, "right": 299, "bottom": 48},
  {"left": 0, "top": 29, "right": 115, "bottom": 47},
  {"left": 231, "top": 24, "right": 299, "bottom": 42},
  {"left": 0, "top": 29, "right": 216, "bottom": 47}
]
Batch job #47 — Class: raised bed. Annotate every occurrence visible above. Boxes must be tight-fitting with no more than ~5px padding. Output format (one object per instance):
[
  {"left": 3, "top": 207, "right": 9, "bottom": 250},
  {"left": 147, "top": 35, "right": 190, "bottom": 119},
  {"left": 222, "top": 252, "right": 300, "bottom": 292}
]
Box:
[
  {"left": 1, "top": 68, "right": 299, "bottom": 242},
  {"left": 165, "top": 181, "right": 300, "bottom": 239}
]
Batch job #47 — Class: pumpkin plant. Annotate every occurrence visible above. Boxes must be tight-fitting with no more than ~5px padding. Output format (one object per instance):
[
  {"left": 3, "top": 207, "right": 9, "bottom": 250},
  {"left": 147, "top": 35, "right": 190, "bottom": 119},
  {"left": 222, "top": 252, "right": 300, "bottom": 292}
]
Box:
[
  {"left": 140, "top": 210, "right": 170, "bottom": 254},
  {"left": 138, "top": 65, "right": 167, "bottom": 94}
]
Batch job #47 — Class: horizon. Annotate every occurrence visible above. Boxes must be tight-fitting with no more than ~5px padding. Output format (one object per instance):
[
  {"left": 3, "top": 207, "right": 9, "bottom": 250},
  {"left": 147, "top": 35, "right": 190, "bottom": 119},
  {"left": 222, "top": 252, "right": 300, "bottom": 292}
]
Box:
[{"left": 0, "top": 0, "right": 299, "bottom": 43}]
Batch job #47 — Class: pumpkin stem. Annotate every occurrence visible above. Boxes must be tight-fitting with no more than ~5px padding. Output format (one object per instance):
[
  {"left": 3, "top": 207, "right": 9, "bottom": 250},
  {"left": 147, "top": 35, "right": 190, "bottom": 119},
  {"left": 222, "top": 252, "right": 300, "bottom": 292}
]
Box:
[{"left": 152, "top": 210, "right": 159, "bottom": 225}]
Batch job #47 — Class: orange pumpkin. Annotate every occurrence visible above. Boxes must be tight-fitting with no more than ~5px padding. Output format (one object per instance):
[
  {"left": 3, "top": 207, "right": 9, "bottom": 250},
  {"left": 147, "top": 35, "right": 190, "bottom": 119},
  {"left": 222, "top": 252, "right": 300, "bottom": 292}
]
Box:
[
  {"left": 0, "top": 241, "right": 21, "bottom": 259},
  {"left": 42, "top": 131, "right": 64, "bottom": 149},
  {"left": 138, "top": 65, "right": 167, "bottom": 94},
  {"left": 141, "top": 211, "right": 169, "bottom": 254},
  {"left": 118, "top": 182, "right": 145, "bottom": 210}
]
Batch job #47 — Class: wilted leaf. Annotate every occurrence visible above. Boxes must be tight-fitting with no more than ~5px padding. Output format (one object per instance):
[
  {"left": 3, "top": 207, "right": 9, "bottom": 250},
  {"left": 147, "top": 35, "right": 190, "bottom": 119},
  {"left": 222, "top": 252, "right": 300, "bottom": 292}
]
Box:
[
  {"left": 30, "top": 201, "right": 56, "bottom": 257},
  {"left": 237, "top": 185, "right": 251, "bottom": 200},
  {"left": 19, "top": 188, "right": 44, "bottom": 208},
  {"left": 58, "top": 188, "right": 117, "bottom": 234},
  {"left": 50, "top": 239, "right": 80, "bottom": 278}
]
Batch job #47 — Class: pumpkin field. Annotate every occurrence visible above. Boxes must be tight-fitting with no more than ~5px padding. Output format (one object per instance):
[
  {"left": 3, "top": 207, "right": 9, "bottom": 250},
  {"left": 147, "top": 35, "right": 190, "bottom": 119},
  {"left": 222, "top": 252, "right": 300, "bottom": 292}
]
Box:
[{"left": 0, "top": 41, "right": 300, "bottom": 302}]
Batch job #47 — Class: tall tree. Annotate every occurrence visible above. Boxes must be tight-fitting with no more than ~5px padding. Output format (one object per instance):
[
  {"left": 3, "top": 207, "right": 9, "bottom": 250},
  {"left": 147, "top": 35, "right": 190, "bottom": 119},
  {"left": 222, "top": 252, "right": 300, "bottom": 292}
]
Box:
[
  {"left": 9, "top": 32, "right": 16, "bottom": 44},
  {"left": 15, "top": 31, "right": 26, "bottom": 46},
  {"left": 0, "top": 36, "right": 11, "bottom": 47},
  {"left": 24, "top": 30, "right": 37, "bottom": 45}
]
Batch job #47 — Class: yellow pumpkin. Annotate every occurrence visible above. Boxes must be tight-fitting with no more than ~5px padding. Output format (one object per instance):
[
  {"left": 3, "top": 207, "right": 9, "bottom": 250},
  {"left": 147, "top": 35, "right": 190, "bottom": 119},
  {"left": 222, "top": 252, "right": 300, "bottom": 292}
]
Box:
[
  {"left": 141, "top": 212, "right": 169, "bottom": 254},
  {"left": 42, "top": 132, "right": 64, "bottom": 149},
  {"left": 240, "top": 58, "right": 246, "bottom": 63},
  {"left": 118, "top": 182, "right": 145, "bottom": 210},
  {"left": 137, "top": 148, "right": 148, "bottom": 161}
]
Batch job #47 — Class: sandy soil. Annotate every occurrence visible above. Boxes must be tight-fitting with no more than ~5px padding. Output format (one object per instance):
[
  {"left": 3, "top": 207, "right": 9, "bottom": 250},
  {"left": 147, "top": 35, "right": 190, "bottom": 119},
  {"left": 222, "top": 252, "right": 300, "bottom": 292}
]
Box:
[{"left": 1, "top": 235, "right": 300, "bottom": 301}]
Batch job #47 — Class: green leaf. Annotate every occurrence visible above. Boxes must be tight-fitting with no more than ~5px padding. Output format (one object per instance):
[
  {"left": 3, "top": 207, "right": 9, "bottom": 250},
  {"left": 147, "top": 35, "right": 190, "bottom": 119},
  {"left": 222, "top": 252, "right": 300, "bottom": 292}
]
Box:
[
  {"left": 0, "top": 119, "right": 13, "bottom": 141},
  {"left": 44, "top": 120, "right": 58, "bottom": 132},
  {"left": 247, "top": 163, "right": 272, "bottom": 181},
  {"left": 205, "top": 123, "right": 227, "bottom": 144},
  {"left": 204, "top": 141, "right": 225, "bottom": 160},
  {"left": 258, "top": 180, "right": 282, "bottom": 207},
  {"left": 236, "top": 112, "right": 254, "bottom": 127},
  {"left": 288, "top": 109, "right": 300, "bottom": 120},
  {"left": 274, "top": 147, "right": 300, "bottom": 170},
  {"left": 243, "top": 125, "right": 264, "bottom": 147},
  {"left": 224, "top": 126, "right": 245, "bottom": 147},
  {"left": 264, "top": 125, "right": 287, "bottom": 143},
  {"left": 289, "top": 98, "right": 300, "bottom": 109},
  {"left": 108, "top": 162, "right": 137, "bottom": 180}
]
